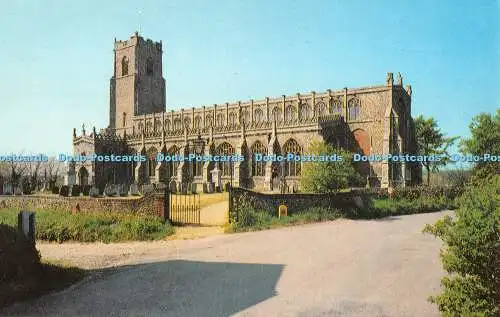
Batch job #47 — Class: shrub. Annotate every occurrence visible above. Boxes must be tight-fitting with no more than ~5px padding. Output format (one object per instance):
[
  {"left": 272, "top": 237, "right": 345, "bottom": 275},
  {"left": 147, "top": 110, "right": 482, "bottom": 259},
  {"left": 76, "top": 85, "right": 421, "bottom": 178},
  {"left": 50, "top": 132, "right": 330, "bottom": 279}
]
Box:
[
  {"left": 300, "top": 141, "right": 362, "bottom": 193},
  {"left": 51, "top": 186, "right": 59, "bottom": 195},
  {"left": 0, "top": 224, "right": 40, "bottom": 284},
  {"left": 423, "top": 175, "right": 499, "bottom": 316},
  {"left": 81, "top": 185, "right": 91, "bottom": 196},
  {"left": 70, "top": 185, "right": 81, "bottom": 197},
  {"left": 58, "top": 185, "right": 69, "bottom": 197}
]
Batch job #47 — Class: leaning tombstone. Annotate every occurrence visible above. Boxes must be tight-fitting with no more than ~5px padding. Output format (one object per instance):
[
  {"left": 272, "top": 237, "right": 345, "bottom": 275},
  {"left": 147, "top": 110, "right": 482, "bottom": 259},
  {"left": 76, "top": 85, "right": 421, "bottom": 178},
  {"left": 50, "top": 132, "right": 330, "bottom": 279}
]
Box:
[
  {"left": 3, "top": 183, "right": 13, "bottom": 195},
  {"left": 169, "top": 180, "right": 177, "bottom": 193},
  {"left": 89, "top": 186, "right": 100, "bottom": 197},
  {"left": 118, "top": 184, "right": 128, "bottom": 196},
  {"left": 128, "top": 183, "right": 141, "bottom": 196},
  {"left": 140, "top": 184, "right": 155, "bottom": 196},
  {"left": 180, "top": 183, "right": 188, "bottom": 195},
  {"left": 104, "top": 184, "right": 116, "bottom": 197},
  {"left": 156, "top": 182, "right": 167, "bottom": 192},
  {"left": 18, "top": 211, "right": 36, "bottom": 245},
  {"left": 14, "top": 186, "right": 23, "bottom": 196}
]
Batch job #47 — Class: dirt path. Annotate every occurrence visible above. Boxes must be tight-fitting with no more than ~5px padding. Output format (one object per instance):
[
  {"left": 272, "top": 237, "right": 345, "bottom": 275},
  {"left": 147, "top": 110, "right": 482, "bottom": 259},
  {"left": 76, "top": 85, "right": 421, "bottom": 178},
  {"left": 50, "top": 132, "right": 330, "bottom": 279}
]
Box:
[
  {"left": 199, "top": 200, "right": 228, "bottom": 225},
  {"left": 2, "top": 212, "right": 448, "bottom": 317}
]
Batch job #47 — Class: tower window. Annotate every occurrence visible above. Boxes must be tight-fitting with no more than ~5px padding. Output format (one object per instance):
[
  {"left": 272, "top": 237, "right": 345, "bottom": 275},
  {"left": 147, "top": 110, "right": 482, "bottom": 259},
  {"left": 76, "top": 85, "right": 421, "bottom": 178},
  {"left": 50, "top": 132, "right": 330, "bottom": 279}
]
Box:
[
  {"left": 121, "top": 56, "right": 129, "bottom": 76},
  {"left": 146, "top": 58, "right": 153, "bottom": 76}
]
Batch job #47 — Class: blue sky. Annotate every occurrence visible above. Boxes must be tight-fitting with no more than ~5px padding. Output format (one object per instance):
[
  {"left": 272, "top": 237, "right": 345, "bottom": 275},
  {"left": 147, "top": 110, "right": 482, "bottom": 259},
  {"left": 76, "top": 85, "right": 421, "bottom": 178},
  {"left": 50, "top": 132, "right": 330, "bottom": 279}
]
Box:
[{"left": 0, "top": 0, "right": 498, "bottom": 156}]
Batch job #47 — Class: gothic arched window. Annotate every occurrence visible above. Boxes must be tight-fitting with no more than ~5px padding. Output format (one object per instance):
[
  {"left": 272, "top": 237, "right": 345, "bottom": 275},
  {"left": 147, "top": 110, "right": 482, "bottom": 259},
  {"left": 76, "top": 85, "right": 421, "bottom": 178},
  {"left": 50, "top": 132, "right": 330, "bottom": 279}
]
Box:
[
  {"left": 216, "top": 113, "right": 225, "bottom": 127},
  {"left": 205, "top": 115, "right": 213, "bottom": 128},
  {"left": 228, "top": 112, "right": 237, "bottom": 127},
  {"left": 251, "top": 141, "right": 267, "bottom": 176},
  {"left": 121, "top": 56, "right": 129, "bottom": 76},
  {"left": 216, "top": 142, "right": 235, "bottom": 177},
  {"left": 173, "top": 118, "right": 182, "bottom": 131},
  {"left": 194, "top": 115, "right": 202, "bottom": 130},
  {"left": 254, "top": 108, "right": 263, "bottom": 124},
  {"left": 271, "top": 107, "right": 282, "bottom": 122},
  {"left": 332, "top": 99, "right": 343, "bottom": 116},
  {"left": 283, "top": 139, "right": 302, "bottom": 177},
  {"left": 285, "top": 105, "right": 296, "bottom": 123},
  {"left": 348, "top": 97, "right": 361, "bottom": 121},
  {"left": 242, "top": 109, "right": 250, "bottom": 126},
  {"left": 184, "top": 117, "right": 191, "bottom": 130},
  {"left": 164, "top": 119, "right": 171, "bottom": 131},
  {"left": 299, "top": 103, "right": 311, "bottom": 120},
  {"left": 316, "top": 102, "right": 327, "bottom": 117}
]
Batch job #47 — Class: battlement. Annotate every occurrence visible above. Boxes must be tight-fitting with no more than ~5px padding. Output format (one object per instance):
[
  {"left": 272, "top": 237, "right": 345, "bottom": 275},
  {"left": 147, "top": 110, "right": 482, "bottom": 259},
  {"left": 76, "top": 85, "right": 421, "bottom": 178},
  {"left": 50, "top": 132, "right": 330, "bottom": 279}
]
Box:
[{"left": 114, "top": 31, "right": 162, "bottom": 51}]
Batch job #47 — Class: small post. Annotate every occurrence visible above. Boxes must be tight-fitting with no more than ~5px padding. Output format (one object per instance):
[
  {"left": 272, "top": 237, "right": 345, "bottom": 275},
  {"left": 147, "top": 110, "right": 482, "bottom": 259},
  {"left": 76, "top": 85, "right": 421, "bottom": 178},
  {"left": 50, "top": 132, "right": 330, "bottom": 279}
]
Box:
[
  {"left": 278, "top": 205, "right": 288, "bottom": 218},
  {"left": 18, "top": 211, "right": 36, "bottom": 245}
]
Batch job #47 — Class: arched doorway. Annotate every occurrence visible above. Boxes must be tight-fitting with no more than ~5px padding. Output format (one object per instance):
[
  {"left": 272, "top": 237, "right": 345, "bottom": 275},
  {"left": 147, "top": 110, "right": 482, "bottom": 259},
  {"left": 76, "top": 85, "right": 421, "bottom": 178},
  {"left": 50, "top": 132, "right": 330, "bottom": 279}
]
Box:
[{"left": 78, "top": 167, "right": 89, "bottom": 186}]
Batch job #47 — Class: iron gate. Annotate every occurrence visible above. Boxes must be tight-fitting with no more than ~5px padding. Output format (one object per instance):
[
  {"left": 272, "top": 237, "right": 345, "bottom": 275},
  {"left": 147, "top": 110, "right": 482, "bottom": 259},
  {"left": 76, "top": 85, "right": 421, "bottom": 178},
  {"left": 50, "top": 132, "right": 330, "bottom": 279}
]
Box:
[{"left": 169, "top": 192, "right": 201, "bottom": 225}]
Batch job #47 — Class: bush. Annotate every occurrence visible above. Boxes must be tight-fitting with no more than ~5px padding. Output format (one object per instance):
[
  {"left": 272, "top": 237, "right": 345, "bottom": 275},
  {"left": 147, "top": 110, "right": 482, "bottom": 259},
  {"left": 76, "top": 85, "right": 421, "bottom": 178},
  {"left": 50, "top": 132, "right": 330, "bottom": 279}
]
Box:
[
  {"left": 70, "top": 185, "right": 81, "bottom": 197},
  {"left": 81, "top": 185, "right": 91, "bottom": 196},
  {"left": 58, "top": 185, "right": 69, "bottom": 197},
  {"left": 0, "top": 224, "right": 40, "bottom": 284},
  {"left": 423, "top": 175, "right": 499, "bottom": 316},
  {"left": 51, "top": 186, "right": 59, "bottom": 195},
  {"left": 300, "top": 141, "right": 362, "bottom": 193}
]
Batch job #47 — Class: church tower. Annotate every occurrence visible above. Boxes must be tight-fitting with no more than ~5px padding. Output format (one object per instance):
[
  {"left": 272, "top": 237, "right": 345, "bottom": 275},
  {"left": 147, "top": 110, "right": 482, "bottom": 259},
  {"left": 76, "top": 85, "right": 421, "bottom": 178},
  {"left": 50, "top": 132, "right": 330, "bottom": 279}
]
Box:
[{"left": 109, "top": 32, "right": 166, "bottom": 134}]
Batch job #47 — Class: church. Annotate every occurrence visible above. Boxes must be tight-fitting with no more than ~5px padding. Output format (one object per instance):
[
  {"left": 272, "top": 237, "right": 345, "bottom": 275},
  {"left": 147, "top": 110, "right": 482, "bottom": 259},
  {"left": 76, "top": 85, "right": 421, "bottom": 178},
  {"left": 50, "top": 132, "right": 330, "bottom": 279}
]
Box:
[{"left": 66, "top": 32, "right": 421, "bottom": 193}]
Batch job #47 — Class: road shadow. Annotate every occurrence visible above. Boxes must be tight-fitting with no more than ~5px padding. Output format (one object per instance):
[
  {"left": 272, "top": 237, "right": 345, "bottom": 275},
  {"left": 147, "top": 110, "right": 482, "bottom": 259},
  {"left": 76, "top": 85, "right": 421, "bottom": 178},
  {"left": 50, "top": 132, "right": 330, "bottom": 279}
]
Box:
[{"left": 1, "top": 260, "right": 285, "bottom": 317}]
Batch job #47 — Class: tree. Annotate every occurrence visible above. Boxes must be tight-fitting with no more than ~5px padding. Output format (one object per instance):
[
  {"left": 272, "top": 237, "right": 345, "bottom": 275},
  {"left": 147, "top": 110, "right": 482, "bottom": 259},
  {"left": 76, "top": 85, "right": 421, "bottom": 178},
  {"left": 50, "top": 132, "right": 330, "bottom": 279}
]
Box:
[
  {"left": 414, "top": 115, "right": 457, "bottom": 186},
  {"left": 300, "top": 140, "right": 362, "bottom": 193},
  {"left": 460, "top": 110, "right": 500, "bottom": 185},
  {"left": 423, "top": 175, "right": 499, "bottom": 316}
]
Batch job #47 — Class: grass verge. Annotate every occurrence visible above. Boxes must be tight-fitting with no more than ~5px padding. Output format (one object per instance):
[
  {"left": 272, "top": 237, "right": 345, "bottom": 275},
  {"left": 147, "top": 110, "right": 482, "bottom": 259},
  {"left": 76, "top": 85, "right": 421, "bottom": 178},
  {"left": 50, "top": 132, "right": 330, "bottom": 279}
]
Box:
[
  {"left": 0, "top": 208, "right": 175, "bottom": 243},
  {"left": 228, "top": 196, "right": 457, "bottom": 233}
]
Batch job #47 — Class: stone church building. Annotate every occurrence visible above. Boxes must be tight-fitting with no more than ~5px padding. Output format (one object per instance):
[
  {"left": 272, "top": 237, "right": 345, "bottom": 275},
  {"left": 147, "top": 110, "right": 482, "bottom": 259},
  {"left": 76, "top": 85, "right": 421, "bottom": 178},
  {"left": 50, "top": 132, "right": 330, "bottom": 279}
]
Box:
[{"left": 67, "top": 32, "right": 421, "bottom": 193}]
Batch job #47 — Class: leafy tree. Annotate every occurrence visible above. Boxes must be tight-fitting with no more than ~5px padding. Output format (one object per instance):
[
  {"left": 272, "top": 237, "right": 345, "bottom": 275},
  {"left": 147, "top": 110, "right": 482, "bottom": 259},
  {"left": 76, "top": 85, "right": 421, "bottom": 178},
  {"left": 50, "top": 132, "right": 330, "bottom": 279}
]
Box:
[
  {"left": 414, "top": 115, "right": 457, "bottom": 186},
  {"left": 460, "top": 110, "right": 500, "bottom": 185},
  {"left": 423, "top": 175, "right": 500, "bottom": 316},
  {"left": 300, "top": 141, "right": 362, "bottom": 193}
]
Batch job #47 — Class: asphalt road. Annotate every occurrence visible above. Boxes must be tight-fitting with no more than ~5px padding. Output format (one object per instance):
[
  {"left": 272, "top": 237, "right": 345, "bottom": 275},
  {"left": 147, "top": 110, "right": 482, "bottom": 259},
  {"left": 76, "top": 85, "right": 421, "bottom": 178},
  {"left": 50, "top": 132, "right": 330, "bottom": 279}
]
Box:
[{"left": 1, "top": 212, "right": 447, "bottom": 317}]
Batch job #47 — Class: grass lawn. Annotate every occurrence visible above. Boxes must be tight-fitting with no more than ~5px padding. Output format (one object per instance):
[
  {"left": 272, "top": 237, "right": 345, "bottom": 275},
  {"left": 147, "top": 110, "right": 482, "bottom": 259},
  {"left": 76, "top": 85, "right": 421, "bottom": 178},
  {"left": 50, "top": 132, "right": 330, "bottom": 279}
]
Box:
[{"left": 0, "top": 208, "right": 175, "bottom": 243}]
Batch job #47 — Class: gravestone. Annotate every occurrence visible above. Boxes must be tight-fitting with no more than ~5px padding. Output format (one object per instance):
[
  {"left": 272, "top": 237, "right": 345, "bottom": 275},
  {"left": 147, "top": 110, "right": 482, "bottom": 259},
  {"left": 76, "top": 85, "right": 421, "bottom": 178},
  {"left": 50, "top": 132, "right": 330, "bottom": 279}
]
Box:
[
  {"left": 3, "top": 183, "right": 13, "bottom": 195},
  {"left": 156, "top": 182, "right": 167, "bottom": 192},
  {"left": 179, "top": 183, "right": 188, "bottom": 195},
  {"left": 128, "top": 183, "right": 140, "bottom": 196},
  {"left": 169, "top": 180, "right": 177, "bottom": 193},
  {"left": 118, "top": 184, "right": 128, "bottom": 196},
  {"left": 140, "top": 184, "right": 155, "bottom": 196},
  {"left": 14, "top": 186, "right": 23, "bottom": 195},
  {"left": 104, "top": 184, "right": 116, "bottom": 197},
  {"left": 89, "top": 186, "right": 100, "bottom": 197}
]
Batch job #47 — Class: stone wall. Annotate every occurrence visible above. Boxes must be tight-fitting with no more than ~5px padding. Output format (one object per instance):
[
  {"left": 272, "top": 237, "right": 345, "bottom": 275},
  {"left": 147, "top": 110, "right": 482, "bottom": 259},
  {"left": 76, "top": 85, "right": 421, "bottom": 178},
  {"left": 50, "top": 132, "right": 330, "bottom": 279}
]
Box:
[
  {"left": 228, "top": 187, "right": 373, "bottom": 222},
  {"left": 0, "top": 193, "right": 164, "bottom": 216}
]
